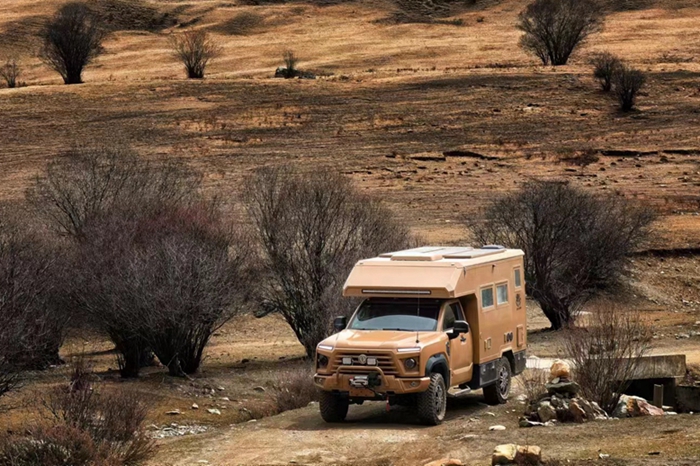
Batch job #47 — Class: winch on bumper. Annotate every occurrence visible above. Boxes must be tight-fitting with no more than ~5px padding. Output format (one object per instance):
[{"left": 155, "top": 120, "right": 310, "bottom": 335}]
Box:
[{"left": 314, "top": 366, "right": 432, "bottom": 396}]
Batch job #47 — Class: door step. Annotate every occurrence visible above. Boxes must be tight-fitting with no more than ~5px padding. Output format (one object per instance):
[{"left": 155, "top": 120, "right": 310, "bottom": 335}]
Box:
[{"left": 448, "top": 387, "right": 472, "bottom": 398}]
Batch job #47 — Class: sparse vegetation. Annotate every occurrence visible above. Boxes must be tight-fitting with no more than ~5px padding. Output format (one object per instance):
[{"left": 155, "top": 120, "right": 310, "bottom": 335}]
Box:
[
  {"left": 565, "top": 301, "right": 652, "bottom": 414},
  {"left": 245, "top": 166, "right": 413, "bottom": 358},
  {"left": 591, "top": 51, "right": 622, "bottom": 92},
  {"left": 272, "top": 364, "right": 319, "bottom": 413},
  {"left": 170, "top": 30, "right": 221, "bottom": 79},
  {"left": 0, "top": 59, "right": 20, "bottom": 88},
  {"left": 614, "top": 64, "right": 646, "bottom": 111},
  {"left": 282, "top": 50, "right": 298, "bottom": 79},
  {"left": 1, "top": 358, "right": 155, "bottom": 465},
  {"left": 517, "top": 369, "right": 548, "bottom": 406},
  {"left": 40, "top": 2, "right": 106, "bottom": 84},
  {"left": 216, "top": 11, "right": 266, "bottom": 35},
  {"left": 517, "top": 0, "right": 604, "bottom": 66},
  {"left": 470, "top": 181, "right": 656, "bottom": 329}
]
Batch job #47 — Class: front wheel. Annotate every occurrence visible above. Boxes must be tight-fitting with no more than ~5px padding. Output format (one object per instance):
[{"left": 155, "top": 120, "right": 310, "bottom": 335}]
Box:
[
  {"left": 483, "top": 357, "right": 512, "bottom": 405},
  {"left": 416, "top": 373, "right": 447, "bottom": 425},
  {"left": 319, "top": 391, "right": 349, "bottom": 422}
]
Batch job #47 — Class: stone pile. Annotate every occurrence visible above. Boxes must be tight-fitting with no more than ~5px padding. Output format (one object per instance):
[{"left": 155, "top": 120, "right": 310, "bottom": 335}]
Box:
[{"left": 520, "top": 360, "right": 608, "bottom": 427}]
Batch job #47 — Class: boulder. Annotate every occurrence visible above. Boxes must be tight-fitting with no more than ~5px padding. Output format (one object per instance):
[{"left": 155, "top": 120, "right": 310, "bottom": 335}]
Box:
[
  {"left": 537, "top": 401, "right": 557, "bottom": 423},
  {"left": 516, "top": 445, "right": 542, "bottom": 465},
  {"left": 568, "top": 400, "right": 587, "bottom": 423},
  {"left": 549, "top": 360, "right": 571, "bottom": 381},
  {"left": 546, "top": 380, "right": 581, "bottom": 396},
  {"left": 492, "top": 444, "right": 517, "bottom": 465},
  {"left": 613, "top": 395, "right": 665, "bottom": 418}
]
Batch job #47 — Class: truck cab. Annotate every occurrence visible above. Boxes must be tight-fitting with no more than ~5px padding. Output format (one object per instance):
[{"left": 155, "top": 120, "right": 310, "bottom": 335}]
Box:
[{"left": 313, "top": 246, "right": 527, "bottom": 425}]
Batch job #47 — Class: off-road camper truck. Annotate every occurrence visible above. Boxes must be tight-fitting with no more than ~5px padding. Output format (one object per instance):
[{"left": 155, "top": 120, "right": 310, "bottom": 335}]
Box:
[{"left": 313, "top": 246, "right": 527, "bottom": 425}]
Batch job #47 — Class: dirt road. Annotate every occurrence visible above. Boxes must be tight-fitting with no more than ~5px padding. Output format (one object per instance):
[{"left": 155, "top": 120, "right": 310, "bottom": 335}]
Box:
[{"left": 153, "top": 393, "right": 700, "bottom": 466}]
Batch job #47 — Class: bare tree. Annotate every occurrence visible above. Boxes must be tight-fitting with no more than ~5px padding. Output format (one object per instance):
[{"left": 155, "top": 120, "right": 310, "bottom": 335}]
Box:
[
  {"left": 245, "top": 166, "right": 413, "bottom": 358},
  {"left": 40, "top": 3, "right": 106, "bottom": 85},
  {"left": 517, "top": 0, "right": 604, "bottom": 66},
  {"left": 615, "top": 65, "right": 646, "bottom": 111},
  {"left": 470, "top": 181, "right": 655, "bottom": 329},
  {"left": 0, "top": 59, "right": 20, "bottom": 88},
  {"left": 590, "top": 51, "right": 622, "bottom": 92},
  {"left": 282, "top": 50, "right": 298, "bottom": 78},
  {"left": 170, "top": 30, "right": 221, "bottom": 79},
  {"left": 565, "top": 301, "right": 652, "bottom": 414}
]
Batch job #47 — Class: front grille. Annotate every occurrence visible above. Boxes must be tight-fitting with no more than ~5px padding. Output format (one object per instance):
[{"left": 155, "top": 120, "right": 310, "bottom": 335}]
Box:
[{"left": 331, "top": 350, "right": 398, "bottom": 376}]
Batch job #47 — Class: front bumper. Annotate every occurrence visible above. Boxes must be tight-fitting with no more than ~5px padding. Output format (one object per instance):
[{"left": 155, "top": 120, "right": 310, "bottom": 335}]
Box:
[{"left": 314, "top": 366, "right": 431, "bottom": 397}]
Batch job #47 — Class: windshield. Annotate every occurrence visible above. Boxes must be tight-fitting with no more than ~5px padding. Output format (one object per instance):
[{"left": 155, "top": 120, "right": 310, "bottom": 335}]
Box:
[{"left": 348, "top": 298, "right": 442, "bottom": 332}]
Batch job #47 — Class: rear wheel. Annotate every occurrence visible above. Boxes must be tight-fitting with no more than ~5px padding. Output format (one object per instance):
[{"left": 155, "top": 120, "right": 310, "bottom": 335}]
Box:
[
  {"left": 483, "top": 357, "right": 512, "bottom": 405},
  {"left": 416, "top": 373, "right": 447, "bottom": 425},
  {"left": 319, "top": 391, "right": 349, "bottom": 422}
]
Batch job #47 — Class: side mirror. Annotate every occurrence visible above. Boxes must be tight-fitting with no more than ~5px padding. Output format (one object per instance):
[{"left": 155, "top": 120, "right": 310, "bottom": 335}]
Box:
[
  {"left": 334, "top": 316, "right": 348, "bottom": 332},
  {"left": 453, "top": 320, "right": 470, "bottom": 334}
]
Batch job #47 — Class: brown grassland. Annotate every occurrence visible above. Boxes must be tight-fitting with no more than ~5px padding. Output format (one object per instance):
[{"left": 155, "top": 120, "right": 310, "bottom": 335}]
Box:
[{"left": 1, "top": 0, "right": 699, "bottom": 464}]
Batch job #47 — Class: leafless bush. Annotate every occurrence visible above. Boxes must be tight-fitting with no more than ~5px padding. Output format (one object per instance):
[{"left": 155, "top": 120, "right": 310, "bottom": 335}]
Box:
[
  {"left": 245, "top": 166, "right": 413, "bottom": 358},
  {"left": 517, "top": 0, "right": 604, "bottom": 66},
  {"left": 76, "top": 203, "right": 250, "bottom": 376},
  {"left": 516, "top": 369, "right": 548, "bottom": 406},
  {"left": 614, "top": 65, "right": 646, "bottom": 111},
  {"left": 565, "top": 301, "right": 652, "bottom": 414},
  {"left": 0, "top": 425, "right": 110, "bottom": 466},
  {"left": 30, "top": 145, "right": 218, "bottom": 377},
  {"left": 37, "top": 359, "right": 155, "bottom": 465},
  {"left": 272, "top": 364, "right": 319, "bottom": 413},
  {"left": 470, "top": 181, "right": 655, "bottom": 329},
  {"left": 0, "top": 59, "right": 20, "bottom": 88},
  {"left": 40, "top": 3, "right": 106, "bottom": 84},
  {"left": 0, "top": 207, "right": 70, "bottom": 398},
  {"left": 170, "top": 30, "right": 221, "bottom": 79},
  {"left": 590, "top": 51, "right": 622, "bottom": 92},
  {"left": 282, "top": 50, "right": 298, "bottom": 78}
]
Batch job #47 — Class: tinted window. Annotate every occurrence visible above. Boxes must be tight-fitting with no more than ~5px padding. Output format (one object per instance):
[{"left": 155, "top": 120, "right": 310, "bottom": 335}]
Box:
[
  {"left": 497, "top": 284, "right": 508, "bottom": 305},
  {"left": 514, "top": 269, "right": 522, "bottom": 288},
  {"left": 481, "top": 287, "right": 494, "bottom": 308},
  {"left": 349, "top": 298, "right": 441, "bottom": 331}
]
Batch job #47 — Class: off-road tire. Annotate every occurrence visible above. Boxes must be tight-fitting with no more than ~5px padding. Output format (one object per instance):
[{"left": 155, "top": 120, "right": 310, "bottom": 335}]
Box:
[
  {"left": 319, "top": 391, "right": 349, "bottom": 422},
  {"left": 483, "top": 357, "right": 512, "bottom": 405},
  {"left": 416, "top": 372, "right": 447, "bottom": 425}
]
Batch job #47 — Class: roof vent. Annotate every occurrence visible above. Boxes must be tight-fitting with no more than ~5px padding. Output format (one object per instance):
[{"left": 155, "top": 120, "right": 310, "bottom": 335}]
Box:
[{"left": 482, "top": 245, "right": 505, "bottom": 250}]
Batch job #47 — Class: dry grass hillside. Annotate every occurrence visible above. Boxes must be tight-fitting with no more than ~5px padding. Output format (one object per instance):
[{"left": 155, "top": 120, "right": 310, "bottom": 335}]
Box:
[{"left": 0, "top": 1, "right": 700, "bottom": 464}]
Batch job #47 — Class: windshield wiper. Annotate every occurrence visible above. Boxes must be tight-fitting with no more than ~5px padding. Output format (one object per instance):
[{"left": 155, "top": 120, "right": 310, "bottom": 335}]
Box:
[{"left": 381, "top": 328, "right": 412, "bottom": 331}]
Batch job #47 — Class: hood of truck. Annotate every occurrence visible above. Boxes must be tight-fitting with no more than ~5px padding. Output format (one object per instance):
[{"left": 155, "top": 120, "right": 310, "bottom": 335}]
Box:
[{"left": 323, "top": 329, "right": 444, "bottom": 350}]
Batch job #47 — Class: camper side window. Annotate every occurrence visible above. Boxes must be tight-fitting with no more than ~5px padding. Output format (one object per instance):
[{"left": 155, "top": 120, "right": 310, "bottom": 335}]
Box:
[
  {"left": 497, "top": 283, "right": 508, "bottom": 305},
  {"left": 514, "top": 268, "right": 522, "bottom": 288},
  {"left": 481, "top": 287, "right": 494, "bottom": 309}
]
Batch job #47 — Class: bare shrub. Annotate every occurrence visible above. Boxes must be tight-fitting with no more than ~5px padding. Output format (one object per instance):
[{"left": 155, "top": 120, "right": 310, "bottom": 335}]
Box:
[
  {"left": 517, "top": 0, "right": 604, "bottom": 66},
  {"left": 614, "top": 65, "right": 646, "bottom": 111},
  {"left": 29, "top": 145, "right": 204, "bottom": 377},
  {"left": 516, "top": 369, "right": 548, "bottom": 406},
  {"left": 282, "top": 50, "right": 298, "bottom": 78},
  {"left": 245, "top": 166, "right": 413, "bottom": 358},
  {"left": 590, "top": 51, "right": 622, "bottom": 92},
  {"left": 470, "top": 181, "right": 656, "bottom": 329},
  {"left": 0, "top": 59, "right": 20, "bottom": 88},
  {"left": 40, "top": 3, "right": 106, "bottom": 84},
  {"left": 0, "top": 425, "right": 109, "bottom": 466},
  {"left": 565, "top": 301, "right": 652, "bottom": 414},
  {"left": 272, "top": 364, "right": 319, "bottom": 413},
  {"left": 170, "top": 30, "right": 221, "bottom": 79},
  {"left": 76, "top": 203, "right": 250, "bottom": 376},
  {"left": 0, "top": 207, "right": 70, "bottom": 398}
]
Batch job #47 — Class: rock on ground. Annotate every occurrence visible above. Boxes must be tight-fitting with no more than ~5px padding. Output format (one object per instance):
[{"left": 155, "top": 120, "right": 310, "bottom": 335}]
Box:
[
  {"left": 424, "top": 459, "right": 463, "bottom": 466},
  {"left": 492, "top": 444, "right": 542, "bottom": 465},
  {"left": 549, "top": 359, "right": 571, "bottom": 381}
]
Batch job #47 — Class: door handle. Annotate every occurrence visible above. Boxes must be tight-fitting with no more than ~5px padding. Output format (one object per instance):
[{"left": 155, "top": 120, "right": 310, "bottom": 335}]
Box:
[{"left": 460, "top": 336, "right": 467, "bottom": 342}]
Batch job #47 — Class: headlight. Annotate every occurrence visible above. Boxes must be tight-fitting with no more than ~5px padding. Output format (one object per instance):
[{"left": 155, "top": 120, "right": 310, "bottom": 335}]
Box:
[
  {"left": 317, "top": 354, "right": 329, "bottom": 368},
  {"left": 317, "top": 345, "right": 333, "bottom": 351},
  {"left": 404, "top": 358, "right": 417, "bottom": 370},
  {"left": 397, "top": 347, "right": 420, "bottom": 353}
]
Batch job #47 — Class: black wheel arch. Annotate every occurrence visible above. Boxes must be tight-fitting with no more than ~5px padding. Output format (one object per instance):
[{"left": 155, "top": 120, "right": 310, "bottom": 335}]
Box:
[{"left": 425, "top": 353, "right": 450, "bottom": 387}]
